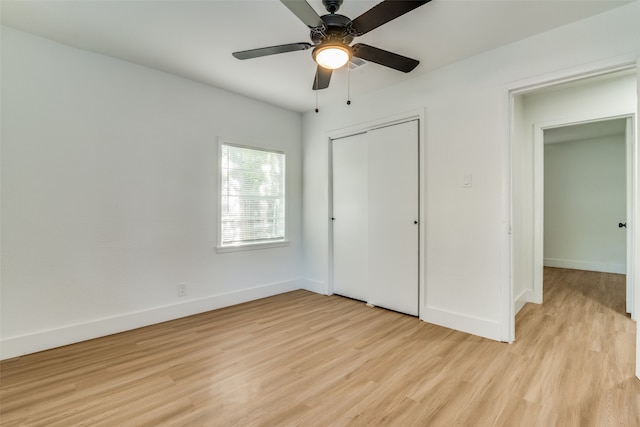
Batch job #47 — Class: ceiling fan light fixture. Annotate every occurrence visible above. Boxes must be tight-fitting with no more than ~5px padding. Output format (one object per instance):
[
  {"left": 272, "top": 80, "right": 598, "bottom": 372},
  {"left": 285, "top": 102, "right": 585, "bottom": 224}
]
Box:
[
  {"left": 232, "top": 0, "right": 429, "bottom": 90},
  {"left": 313, "top": 43, "right": 351, "bottom": 70}
]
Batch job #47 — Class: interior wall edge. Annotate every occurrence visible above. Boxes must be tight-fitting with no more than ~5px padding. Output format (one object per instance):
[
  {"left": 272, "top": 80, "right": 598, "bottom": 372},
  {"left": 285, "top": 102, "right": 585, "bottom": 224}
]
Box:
[{"left": 0, "top": 278, "right": 306, "bottom": 361}]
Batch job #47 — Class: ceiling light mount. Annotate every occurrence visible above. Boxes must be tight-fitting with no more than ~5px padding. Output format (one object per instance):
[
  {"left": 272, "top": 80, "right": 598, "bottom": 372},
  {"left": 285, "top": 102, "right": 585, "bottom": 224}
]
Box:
[
  {"left": 322, "top": 0, "right": 342, "bottom": 13},
  {"left": 322, "top": 0, "right": 343, "bottom": 14}
]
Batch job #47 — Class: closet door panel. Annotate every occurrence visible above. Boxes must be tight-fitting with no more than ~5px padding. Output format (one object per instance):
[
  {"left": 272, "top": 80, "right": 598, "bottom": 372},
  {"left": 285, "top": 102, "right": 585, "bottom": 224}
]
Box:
[
  {"left": 367, "top": 121, "right": 419, "bottom": 315},
  {"left": 332, "top": 133, "right": 368, "bottom": 301}
]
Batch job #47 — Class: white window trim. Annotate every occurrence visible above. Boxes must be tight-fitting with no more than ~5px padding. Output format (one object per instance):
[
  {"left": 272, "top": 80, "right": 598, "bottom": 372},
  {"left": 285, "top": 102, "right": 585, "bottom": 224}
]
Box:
[
  {"left": 216, "top": 138, "right": 289, "bottom": 253},
  {"left": 215, "top": 239, "right": 290, "bottom": 254}
]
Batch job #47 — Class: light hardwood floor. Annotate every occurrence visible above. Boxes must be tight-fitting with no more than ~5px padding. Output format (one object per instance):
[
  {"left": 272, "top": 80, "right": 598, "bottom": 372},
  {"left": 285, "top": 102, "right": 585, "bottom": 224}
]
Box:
[{"left": 1, "top": 268, "right": 638, "bottom": 426}]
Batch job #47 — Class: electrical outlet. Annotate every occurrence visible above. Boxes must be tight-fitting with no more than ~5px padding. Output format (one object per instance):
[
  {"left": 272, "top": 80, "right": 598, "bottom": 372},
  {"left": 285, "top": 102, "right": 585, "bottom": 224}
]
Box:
[{"left": 178, "top": 283, "right": 187, "bottom": 297}]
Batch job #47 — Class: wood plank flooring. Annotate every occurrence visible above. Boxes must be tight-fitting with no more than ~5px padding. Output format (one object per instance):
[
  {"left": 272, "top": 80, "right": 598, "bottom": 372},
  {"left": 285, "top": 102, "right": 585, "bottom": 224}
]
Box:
[{"left": 1, "top": 267, "right": 638, "bottom": 426}]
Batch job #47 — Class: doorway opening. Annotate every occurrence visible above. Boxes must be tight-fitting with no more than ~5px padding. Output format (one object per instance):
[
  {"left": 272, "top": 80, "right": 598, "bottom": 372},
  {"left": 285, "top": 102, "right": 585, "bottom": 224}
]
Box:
[
  {"left": 544, "top": 118, "right": 630, "bottom": 301},
  {"left": 542, "top": 118, "right": 631, "bottom": 319},
  {"left": 510, "top": 67, "right": 637, "bottom": 342}
]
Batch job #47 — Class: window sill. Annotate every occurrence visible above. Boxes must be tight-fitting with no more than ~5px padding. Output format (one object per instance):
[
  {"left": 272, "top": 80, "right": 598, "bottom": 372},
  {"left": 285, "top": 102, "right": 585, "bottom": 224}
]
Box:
[{"left": 216, "top": 240, "right": 290, "bottom": 254}]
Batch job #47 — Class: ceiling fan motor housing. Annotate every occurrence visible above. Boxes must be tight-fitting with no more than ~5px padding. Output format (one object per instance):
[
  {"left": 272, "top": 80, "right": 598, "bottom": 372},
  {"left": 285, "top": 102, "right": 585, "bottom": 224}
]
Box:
[{"left": 311, "top": 14, "right": 355, "bottom": 45}]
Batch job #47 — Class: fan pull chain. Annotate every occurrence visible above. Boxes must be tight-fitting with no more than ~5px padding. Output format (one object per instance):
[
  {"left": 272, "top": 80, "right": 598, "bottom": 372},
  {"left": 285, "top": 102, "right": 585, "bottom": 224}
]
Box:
[
  {"left": 346, "top": 64, "right": 351, "bottom": 106},
  {"left": 315, "top": 71, "right": 319, "bottom": 113}
]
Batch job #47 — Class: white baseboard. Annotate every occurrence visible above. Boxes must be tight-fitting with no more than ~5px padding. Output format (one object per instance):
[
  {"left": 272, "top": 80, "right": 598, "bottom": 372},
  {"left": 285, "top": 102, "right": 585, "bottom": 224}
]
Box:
[
  {"left": 544, "top": 258, "right": 626, "bottom": 274},
  {"left": 420, "top": 306, "right": 504, "bottom": 342},
  {"left": 0, "top": 279, "right": 304, "bottom": 360},
  {"left": 514, "top": 288, "right": 534, "bottom": 314},
  {"left": 300, "top": 279, "right": 327, "bottom": 295}
]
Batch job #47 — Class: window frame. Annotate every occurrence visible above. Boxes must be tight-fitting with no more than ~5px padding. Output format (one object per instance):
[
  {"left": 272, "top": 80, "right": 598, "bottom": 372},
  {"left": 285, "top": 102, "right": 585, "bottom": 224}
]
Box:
[{"left": 216, "top": 138, "right": 289, "bottom": 253}]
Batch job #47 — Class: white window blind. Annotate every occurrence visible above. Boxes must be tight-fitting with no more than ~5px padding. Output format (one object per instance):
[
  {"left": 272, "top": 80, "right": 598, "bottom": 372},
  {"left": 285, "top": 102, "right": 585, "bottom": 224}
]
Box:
[{"left": 220, "top": 143, "right": 285, "bottom": 246}]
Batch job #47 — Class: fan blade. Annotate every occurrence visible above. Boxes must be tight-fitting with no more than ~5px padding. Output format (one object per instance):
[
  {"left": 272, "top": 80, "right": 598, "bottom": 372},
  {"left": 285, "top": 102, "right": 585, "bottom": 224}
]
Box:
[
  {"left": 281, "top": 0, "right": 324, "bottom": 28},
  {"left": 351, "top": 0, "right": 431, "bottom": 36},
  {"left": 352, "top": 44, "right": 419, "bottom": 72},
  {"left": 233, "top": 43, "right": 312, "bottom": 60},
  {"left": 312, "top": 66, "right": 332, "bottom": 90}
]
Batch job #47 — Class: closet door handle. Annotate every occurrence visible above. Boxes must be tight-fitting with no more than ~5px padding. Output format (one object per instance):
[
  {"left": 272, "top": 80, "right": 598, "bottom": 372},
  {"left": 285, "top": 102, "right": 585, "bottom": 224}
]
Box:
[{"left": 619, "top": 222, "right": 627, "bottom": 228}]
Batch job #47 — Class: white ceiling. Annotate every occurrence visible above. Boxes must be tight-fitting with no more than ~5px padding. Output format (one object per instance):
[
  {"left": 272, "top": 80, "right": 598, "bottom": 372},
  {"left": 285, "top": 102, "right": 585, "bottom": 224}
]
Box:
[{"left": 0, "top": 0, "right": 632, "bottom": 112}]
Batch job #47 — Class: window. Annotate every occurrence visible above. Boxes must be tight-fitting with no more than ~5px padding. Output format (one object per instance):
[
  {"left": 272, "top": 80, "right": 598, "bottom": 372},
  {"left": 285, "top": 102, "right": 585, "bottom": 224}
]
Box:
[{"left": 218, "top": 141, "right": 286, "bottom": 251}]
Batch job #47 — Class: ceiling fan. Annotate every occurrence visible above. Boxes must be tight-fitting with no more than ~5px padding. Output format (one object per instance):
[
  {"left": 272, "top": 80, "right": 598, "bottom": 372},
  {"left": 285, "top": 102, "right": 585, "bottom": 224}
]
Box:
[{"left": 232, "top": 0, "right": 431, "bottom": 90}]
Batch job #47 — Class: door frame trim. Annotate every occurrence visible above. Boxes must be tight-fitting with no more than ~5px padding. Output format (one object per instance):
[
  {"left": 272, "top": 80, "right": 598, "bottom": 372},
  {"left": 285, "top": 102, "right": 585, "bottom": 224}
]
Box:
[
  {"left": 531, "top": 114, "right": 636, "bottom": 309},
  {"left": 507, "top": 59, "right": 638, "bottom": 344}
]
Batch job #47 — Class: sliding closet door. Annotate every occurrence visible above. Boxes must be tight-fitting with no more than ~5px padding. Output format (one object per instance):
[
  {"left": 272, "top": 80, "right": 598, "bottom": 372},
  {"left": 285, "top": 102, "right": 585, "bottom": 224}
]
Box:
[
  {"left": 332, "top": 132, "right": 368, "bottom": 301},
  {"left": 332, "top": 120, "right": 419, "bottom": 316},
  {"left": 367, "top": 121, "right": 419, "bottom": 315}
]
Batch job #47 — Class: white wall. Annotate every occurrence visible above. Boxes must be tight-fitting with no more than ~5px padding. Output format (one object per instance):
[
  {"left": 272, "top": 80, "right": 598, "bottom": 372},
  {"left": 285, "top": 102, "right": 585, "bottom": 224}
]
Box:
[
  {"left": 0, "top": 27, "right": 304, "bottom": 359},
  {"left": 544, "top": 135, "right": 626, "bottom": 273},
  {"left": 303, "top": 2, "right": 640, "bottom": 341}
]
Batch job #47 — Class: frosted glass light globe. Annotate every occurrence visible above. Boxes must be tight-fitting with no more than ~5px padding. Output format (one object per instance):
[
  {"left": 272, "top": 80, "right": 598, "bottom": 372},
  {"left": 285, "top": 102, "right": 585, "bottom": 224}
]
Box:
[{"left": 314, "top": 44, "right": 351, "bottom": 70}]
